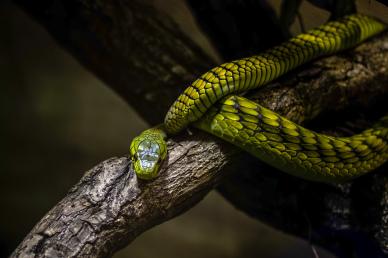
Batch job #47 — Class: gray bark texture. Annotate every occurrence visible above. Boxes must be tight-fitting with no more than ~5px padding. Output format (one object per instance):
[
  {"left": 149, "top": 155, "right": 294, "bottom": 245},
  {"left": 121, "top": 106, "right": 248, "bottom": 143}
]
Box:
[{"left": 12, "top": 0, "right": 388, "bottom": 257}]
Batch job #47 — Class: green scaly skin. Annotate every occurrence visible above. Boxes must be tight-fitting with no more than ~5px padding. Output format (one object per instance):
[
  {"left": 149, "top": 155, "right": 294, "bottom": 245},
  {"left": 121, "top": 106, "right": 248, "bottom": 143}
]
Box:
[
  {"left": 195, "top": 96, "right": 388, "bottom": 183},
  {"left": 130, "top": 14, "right": 388, "bottom": 182}
]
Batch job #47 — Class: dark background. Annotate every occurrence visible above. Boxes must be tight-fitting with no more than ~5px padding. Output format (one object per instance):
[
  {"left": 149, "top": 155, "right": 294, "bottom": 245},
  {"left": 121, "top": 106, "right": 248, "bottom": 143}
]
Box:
[{"left": 1, "top": 0, "right": 387, "bottom": 257}]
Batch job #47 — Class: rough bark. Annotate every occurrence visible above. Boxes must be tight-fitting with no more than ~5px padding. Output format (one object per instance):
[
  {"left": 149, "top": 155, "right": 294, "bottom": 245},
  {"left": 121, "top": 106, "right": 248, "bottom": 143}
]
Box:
[{"left": 12, "top": 0, "right": 388, "bottom": 257}]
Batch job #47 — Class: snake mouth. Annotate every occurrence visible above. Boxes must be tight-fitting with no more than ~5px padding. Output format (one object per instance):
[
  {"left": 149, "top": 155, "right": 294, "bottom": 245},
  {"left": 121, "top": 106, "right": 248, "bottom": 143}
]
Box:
[{"left": 133, "top": 160, "right": 160, "bottom": 180}]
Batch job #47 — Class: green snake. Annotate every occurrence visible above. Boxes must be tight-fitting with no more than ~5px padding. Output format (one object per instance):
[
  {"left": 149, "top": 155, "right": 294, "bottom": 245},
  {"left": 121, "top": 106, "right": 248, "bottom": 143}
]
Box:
[{"left": 130, "top": 14, "right": 388, "bottom": 183}]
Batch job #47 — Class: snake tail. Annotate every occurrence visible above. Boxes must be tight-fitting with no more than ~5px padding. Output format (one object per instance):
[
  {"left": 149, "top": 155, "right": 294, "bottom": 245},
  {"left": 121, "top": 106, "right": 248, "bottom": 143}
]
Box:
[{"left": 164, "top": 14, "right": 386, "bottom": 134}]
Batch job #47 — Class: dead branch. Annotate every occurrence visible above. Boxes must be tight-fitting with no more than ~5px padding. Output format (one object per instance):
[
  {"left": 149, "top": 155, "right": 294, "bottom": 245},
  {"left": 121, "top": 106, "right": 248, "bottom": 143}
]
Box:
[{"left": 12, "top": 0, "right": 388, "bottom": 257}]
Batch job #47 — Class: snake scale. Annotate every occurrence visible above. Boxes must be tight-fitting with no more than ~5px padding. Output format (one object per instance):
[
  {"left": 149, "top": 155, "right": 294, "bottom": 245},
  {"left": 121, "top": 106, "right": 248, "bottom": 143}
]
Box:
[{"left": 130, "top": 14, "right": 388, "bottom": 183}]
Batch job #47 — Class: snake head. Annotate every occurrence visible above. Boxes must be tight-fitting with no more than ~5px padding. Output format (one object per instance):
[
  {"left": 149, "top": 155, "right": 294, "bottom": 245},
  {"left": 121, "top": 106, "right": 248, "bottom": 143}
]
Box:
[{"left": 130, "top": 128, "right": 167, "bottom": 180}]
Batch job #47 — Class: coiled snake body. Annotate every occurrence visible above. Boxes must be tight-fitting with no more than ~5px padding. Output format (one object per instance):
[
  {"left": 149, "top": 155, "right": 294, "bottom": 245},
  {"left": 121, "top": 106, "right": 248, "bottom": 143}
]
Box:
[{"left": 130, "top": 14, "right": 388, "bottom": 182}]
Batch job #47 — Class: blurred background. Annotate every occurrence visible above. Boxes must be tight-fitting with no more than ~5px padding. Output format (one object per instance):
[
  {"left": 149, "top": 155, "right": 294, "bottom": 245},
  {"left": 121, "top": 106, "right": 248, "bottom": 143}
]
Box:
[{"left": 0, "top": 0, "right": 387, "bottom": 257}]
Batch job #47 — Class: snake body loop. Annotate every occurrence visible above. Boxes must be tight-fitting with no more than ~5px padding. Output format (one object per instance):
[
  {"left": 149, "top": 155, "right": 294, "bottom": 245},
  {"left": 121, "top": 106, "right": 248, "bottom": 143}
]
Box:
[
  {"left": 165, "top": 14, "right": 385, "bottom": 133},
  {"left": 195, "top": 96, "right": 388, "bottom": 182},
  {"left": 130, "top": 14, "right": 388, "bottom": 182}
]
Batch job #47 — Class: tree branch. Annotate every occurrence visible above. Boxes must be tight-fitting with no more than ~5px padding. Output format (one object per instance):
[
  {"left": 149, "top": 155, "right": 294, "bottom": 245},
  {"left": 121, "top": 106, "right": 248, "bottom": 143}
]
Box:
[
  {"left": 12, "top": 0, "right": 388, "bottom": 257},
  {"left": 187, "top": 0, "right": 285, "bottom": 60}
]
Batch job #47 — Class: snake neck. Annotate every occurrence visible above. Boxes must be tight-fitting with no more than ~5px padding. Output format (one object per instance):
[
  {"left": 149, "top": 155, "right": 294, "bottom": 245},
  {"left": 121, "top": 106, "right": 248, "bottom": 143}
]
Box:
[
  {"left": 149, "top": 124, "right": 168, "bottom": 139},
  {"left": 163, "top": 14, "right": 386, "bottom": 135}
]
